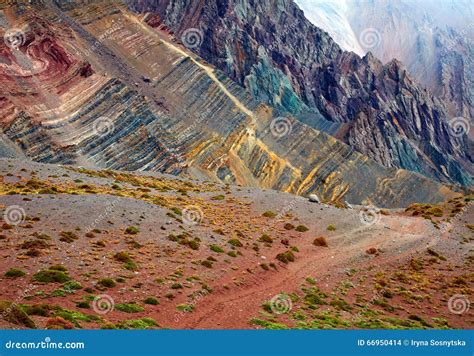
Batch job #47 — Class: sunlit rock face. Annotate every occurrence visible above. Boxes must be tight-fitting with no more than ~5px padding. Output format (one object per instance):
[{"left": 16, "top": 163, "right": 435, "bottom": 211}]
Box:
[
  {"left": 131, "top": 0, "right": 473, "bottom": 187},
  {"left": 0, "top": 0, "right": 463, "bottom": 207}
]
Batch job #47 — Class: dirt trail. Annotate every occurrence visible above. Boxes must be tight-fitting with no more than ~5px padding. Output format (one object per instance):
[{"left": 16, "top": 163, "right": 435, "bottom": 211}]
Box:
[{"left": 176, "top": 217, "right": 436, "bottom": 328}]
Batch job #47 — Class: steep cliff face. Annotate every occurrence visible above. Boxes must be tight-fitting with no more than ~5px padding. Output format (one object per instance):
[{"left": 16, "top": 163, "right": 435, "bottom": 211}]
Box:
[
  {"left": 0, "top": 0, "right": 462, "bottom": 207},
  {"left": 129, "top": 0, "right": 473, "bottom": 187}
]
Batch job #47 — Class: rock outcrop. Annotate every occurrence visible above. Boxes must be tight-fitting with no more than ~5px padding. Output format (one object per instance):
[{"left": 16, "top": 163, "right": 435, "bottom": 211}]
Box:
[{"left": 131, "top": 0, "right": 473, "bottom": 186}]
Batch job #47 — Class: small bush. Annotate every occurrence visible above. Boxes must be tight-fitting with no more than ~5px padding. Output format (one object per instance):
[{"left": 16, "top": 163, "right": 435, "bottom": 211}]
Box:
[
  {"left": 63, "top": 281, "right": 83, "bottom": 291},
  {"left": 115, "top": 303, "right": 144, "bottom": 313},
  {"left": 59, "top": 231, "right": 78, "bottom": 243},
  {"left": 144, "top": 297, "right": 159, "bottom": 305},
  {"left": 327, "top": 225, "right": 336, "bottom": 231},
  {"left": 283, "top": 223, "right": 295, "bottom": 230},
  {"left": 259, "top": 234, "right": 273, "bottom": 243},
  {"left": 33, "top": 269, "right": 70, "bottom": 283},
  {"left": 313, "top": 237, "right": 328, "bottom": 247},
  {"left": 276, "top": 251, "right": 296, "bottom": 264},
  {"left": 210, "top": 244, "right": 224, "bottom": 253},
  {"left": 125, "top": 226, "right": 140, "bottom": 235},
  {"left": 171, "top": 283, "right": 183, "bottom": 289},
  {"left": 119, "top": 317, "right": 158, "bottom": 329},
  {"left": 114, "top": 251, "right": 132, "bottom": 263},
  {"left": 176, "top": 304, "right": 195, "bottom": 312},
  {"left": 0, "top": 301, "right": 35, "bottom": 328},
  {"left": 201, "top": 260, "right": 213, "bottom": 268},
  {"left": 211, "top": 195, "right": 225, "bottom": 201},
  {"left": 5, "top": 268, "right": 26, "bottom": 278},
  {"left": 262, "top": 211, "right": 277, "bottom": 218},
  {"left": 97, "top": 278, "right": 116, "bottom": 289},
  {"left": 295, "top": 225, "right": 309, "bottom": 232},
  {"left": 20, "top": 239, "right": 48, "bottom": 249},
  {"left": 228, "top": 239, "right": 243, "bottom": 247},
  {"left": 50, "top": 265, "right": 68, "bottom": 272}
]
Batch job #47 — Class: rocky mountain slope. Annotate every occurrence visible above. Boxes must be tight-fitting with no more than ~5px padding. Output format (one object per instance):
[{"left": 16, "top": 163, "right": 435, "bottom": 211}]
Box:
[
  {"left": 0, "top": 0, "right": 462, "bottom": 208},
  {"left": 296, "top": 0, "right": 473, "bottom": 121},
  {"left": 0, "top": 158, "right": 472, "bottom": 329},
  {"left": 130, "top": 0, "right": 473, "bottom": 186}
]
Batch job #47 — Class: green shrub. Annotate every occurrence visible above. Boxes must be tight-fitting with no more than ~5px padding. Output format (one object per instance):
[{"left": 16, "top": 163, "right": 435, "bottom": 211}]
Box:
[
  {"left": 144, "top": 297, "right": 159, "bottom": 305},
  {"left": 63, "top": 281, "right": 83, "bottom": 291},
  {"left": 75, "top": 301, "right": 90, "bottom": 309},
  {"left": 5, "top": 268, "right": 26, "bottom": 278},
  {"left": 59, "top": 231, "right": 78, "bottom": 243},
  {"left": 176, "top": 304, "right": 195, "bottom": 312},
  {"left": 33, "top": 269, "right": 70, "bottom": 283},
  {"left": 228, "top": 239, "right": 243, "bottom": 247},
  {"left": 49, "top": 265, "right": 68, "bottom": 272},
  {"left": 259, "top": 234, "right": 273, "bottom": 243},
  {"left": 295, "top": 225, "right": 309, "bottom": 232},
  {"left": 210, "top": 244, "right": 224, "bottom": 253},
  {"left": 97, "top": 278, "right": 116, "bottom": 289},
  {"left": 327, "top": 225, "right": 336, "bottom": 231},
  {"left": 276, "top": 251, "right": 295, "bottom": 264},
  {"left": 201, "top": 260, "right": 213, "bottom": 268},
  {"left": 125, "top": 226, "right": 140, "bottom": 235},
  {"left": 262, "top": 211, "right": 277, "bottom": 218},
  {"left": 118, "top": 317, "right": 158, "bottom": 329},
  {"left": 115, "top": 303, "right": 144, "bottom": 313},
  {"left": 0, "top": 300, "right": 35, "bottom": 328}
]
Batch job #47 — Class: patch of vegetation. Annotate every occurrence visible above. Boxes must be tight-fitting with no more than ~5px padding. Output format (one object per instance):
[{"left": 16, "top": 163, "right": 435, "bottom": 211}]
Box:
[
  {"left": 176, "top": 304, "right": 195, "bottom": 312},
  {"left": 20, "top": 239, "right": 49, "bottom": 249},
  {"left": 262, "top": 211, "right": 277, "bottom": 218},
  {"left": 313, "top": 237, "right": 328, "bottom": 247},
  {"left": 97, "top": 278, "right": 116, "bottom": 289},
  {"left": 259, "top": 234, "right": 273, "bottom": 243},
  {"left": 144, "top": 297, "right": 159, "bottom": 305},
  {"left": 211, "top": 195, "right": 225, "bottom": 201},
  {"left": 5, "top": 268, "right": 26, "bottom": 278},
  {"left": 63, "top": 281, "right": 83, "bottom": 291},
  {"left": 118, "top": 317, "right": 159, "bottom": 329},
  {"left": 114, "top": 252, "right": 138, "bottom": 270},
  {"left": 305, "top": 277, "right": 316, "bottom": 285},
  {"left": 75, "top": 301, "right": 90, "bottom": 309},
  {"left": 210, "top": 244, "right": 225, "bottom": 253},
  {"left": 228, "top": 239, "right": 243, "bottom": 247},
  {"left": 33, "top": 269, "right": 70, "bottom": 283},
  {"left": 59, "top": 231, "right": 79, "bottom": 243},
  {"left": 302, "top": 287, "right": 328, "bottom": 308},
  {"left": 327, "top": 225, "right": 336, "bottom": 231},
  {"left": 54, "top": 308, "right": 97, "bottom": 328},
  {"left": 115, "top": 303, "right": 145, "bottom": 313},
  {"left": 201, "top": 260, "right": 213, "bottom": 268},
  {"left": 171, "top": 283, "right": 183, "bottom": 290},
  {"left": 276, "top": 250, "right": 296, "bottom": 264},
  {"left": 125, "top": 226, "right": 140, "bottom": 235},
  {"left": 250, "top": 318, "right": 288, "bottom": 330},
  {"left": 283, "top": 223, "right": 295, "bottom": 230},
  {"left": 0, "top": 300, "right": 36, "bottom": 328},
  {"left": 295, "top": 225, "right": 309, "bottom": 232}
]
